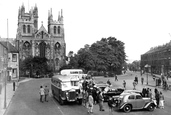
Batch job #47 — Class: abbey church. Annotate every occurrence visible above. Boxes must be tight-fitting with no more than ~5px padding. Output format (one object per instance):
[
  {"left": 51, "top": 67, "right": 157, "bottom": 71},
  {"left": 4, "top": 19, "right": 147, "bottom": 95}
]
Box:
[{"left": 16, "top": 4, "right": 66, "bottom": 71}]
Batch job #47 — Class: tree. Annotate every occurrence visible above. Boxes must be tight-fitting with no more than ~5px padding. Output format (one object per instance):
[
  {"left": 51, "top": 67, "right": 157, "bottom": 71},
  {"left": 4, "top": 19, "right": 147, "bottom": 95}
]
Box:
[
  {"left": 19, "top": 56, "right": 52, "bottom": 77},
  {"left": 89, "top": 37, "right": 126, "bottom": 74},
  {"left": 61, "top": 37, "right": 126, "bottom": 75}
]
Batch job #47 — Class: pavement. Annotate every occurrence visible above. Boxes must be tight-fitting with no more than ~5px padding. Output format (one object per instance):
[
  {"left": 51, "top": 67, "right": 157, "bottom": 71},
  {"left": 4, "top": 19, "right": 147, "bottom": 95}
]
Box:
[{"left": 0, "top": 78, "right": 32, "bottom": 115}]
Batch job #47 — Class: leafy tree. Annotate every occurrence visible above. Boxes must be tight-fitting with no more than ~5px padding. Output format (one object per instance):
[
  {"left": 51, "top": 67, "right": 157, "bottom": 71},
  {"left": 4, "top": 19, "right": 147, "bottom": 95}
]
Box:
[
  {"left": 19, "top": 56, "right": 52, "bottom": 77},
  {"left": 77, "top": 45, "right": 95, "bottom": 71},
  {"left": 63, "top": 37, "right": 126, "bottom": 75}
]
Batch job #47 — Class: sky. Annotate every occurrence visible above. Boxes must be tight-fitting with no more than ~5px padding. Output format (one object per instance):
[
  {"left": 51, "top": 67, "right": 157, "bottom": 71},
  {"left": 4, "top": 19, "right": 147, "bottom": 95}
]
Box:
[{"left": 1, "top": 0, "right": 171, "bottom": 63}]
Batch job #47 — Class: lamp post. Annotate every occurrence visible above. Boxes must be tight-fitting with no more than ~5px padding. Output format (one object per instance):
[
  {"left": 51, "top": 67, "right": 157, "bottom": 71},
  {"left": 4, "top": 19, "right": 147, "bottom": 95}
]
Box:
[{"left": 145, "top": 64, "right": 149, "bottom": 85}]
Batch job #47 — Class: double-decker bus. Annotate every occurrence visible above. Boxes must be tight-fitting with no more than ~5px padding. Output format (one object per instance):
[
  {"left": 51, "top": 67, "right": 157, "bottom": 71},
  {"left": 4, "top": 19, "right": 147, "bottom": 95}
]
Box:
[{"left": 51, "top": 74, "right": 82, "bottom": 105}]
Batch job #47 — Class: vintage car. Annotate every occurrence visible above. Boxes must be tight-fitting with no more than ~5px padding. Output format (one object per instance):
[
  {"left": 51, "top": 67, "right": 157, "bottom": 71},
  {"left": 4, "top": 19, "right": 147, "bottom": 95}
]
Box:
[
  {"left": 114, "top": 93, "right": 156, "bottom": 112},
  {"left": 103, "top": 87, "right": 125, "bottom": 101}
]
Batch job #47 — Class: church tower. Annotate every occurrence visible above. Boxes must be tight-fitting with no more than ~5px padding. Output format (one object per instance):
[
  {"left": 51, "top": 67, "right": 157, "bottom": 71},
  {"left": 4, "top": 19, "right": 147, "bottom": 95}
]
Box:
[
  {"left": 48, "top": 9, "right": 66, "bottom": 70},
  {"left": 16, "top": 4, "right": 66, "bottom": 71}
]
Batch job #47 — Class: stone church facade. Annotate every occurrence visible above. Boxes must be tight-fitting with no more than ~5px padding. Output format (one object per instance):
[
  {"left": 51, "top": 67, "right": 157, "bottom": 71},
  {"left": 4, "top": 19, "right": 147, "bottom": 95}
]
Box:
[{"left": 15, "top": 4, "right": 66, "bottom": 71}]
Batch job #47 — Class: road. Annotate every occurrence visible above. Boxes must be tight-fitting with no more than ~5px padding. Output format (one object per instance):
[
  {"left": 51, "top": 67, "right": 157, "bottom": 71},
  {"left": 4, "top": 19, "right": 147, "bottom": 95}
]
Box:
[{"left": 4, "top": 71, "right": 171, "bottom": 115}]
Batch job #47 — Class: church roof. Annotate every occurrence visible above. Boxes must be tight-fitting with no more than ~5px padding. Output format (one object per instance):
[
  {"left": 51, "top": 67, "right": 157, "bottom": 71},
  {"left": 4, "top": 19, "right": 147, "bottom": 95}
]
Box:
[{"left": 35, "top": 24, "right": 49, "bottom": 35}]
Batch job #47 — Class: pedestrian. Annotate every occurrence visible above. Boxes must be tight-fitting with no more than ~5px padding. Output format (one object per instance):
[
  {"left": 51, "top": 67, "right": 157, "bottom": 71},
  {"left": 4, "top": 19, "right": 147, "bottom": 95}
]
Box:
[
  {"left": 159, "top": 91, "right": 165, "bottom": 109},
  {"left": 149, "top": 88, "right": 152, "bottom": 99},
  {"left": 133, "top": 81, "right": 136, "bottom": 90},
  {"left": 39, "top": 85, "right": 45, "bottom": 103},
  {"left": 98, "top": 91, "right": 105, "bottom": 111},
  {"left": 123, "top": 80, "right": 126, "bottom": 89},
  {"left": 141, "top": 77, "right": 144, "bottom": 85},
  {"left": 154, "top": 88, "right": 160, "bottom": 108},
  {"left": 135, "top": 76, "right": 138, "bottom": 84},
  {"left": 107, "top": 79, "right": 111, "bottom": 87},
  {"left": 44, "top": 86, "right": 49, "bottom": 102},
  {"left": 88, "top": 93, "right": 94, "bottom": 113},
  {"left": 115, "top": 75, "right": 118, "bottom": 81},
  {"left": 142, "top": 87, "right": 146, "bottom": 97},
  {"left": 108, "top": 97, "right": 115, "bottom": 112},
  {"left": 146, "top": 88, "right": 150, "bottom": 97},
  {"left": 13, "top": 81, "right": 15, "bottom": 91}
]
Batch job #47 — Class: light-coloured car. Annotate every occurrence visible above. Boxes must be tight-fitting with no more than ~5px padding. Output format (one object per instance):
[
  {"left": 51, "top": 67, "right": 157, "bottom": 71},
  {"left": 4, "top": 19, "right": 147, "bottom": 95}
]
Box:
[{"left": 114, "top": 93, "right": 156, "bottom": 112}]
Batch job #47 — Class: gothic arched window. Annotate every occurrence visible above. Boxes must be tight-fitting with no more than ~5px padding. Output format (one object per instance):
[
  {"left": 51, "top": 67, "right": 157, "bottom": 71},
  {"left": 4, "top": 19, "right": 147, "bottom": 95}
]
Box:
[
  {"left": 23, "top": 25, "right": 26, "bottom": 33},
  {"left": 58, "top": 26, "right": 60, "bottom": 34},
  {"left": 27, "top": 25, "right": 30, "bottom": 33},
  {"left": 54, "top": 26, "right": 57, "bottom": 34},
  {"left": 55, "top": 42, "right": 60, "bottom": 50}
]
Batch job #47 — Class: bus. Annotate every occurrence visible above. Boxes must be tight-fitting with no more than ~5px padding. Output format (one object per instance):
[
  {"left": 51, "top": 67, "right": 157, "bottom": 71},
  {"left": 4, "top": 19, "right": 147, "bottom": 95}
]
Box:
[
  {"left": 51, "top": 74, "right": 82, "bottom": 105},
  {"left": 60, "top": 69, "right": 87, "bottom": 80}
]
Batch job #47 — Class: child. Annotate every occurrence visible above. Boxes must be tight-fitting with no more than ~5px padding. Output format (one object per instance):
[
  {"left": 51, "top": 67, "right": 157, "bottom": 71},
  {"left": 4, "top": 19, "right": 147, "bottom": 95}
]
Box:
[{"left": 88, "top": 93, "right": 94, "bottom": 113}]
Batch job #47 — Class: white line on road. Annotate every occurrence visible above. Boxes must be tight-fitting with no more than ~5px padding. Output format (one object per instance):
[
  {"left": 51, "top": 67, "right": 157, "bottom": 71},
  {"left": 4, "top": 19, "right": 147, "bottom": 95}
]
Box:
[{"left": 50, "top": 93, "right": 65, "bottom": 115}]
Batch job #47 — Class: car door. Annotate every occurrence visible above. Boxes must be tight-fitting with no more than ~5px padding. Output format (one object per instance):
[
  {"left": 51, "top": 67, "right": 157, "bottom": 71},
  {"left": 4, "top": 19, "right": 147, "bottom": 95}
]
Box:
[
  {"left": 127, "top": 95, "right": 136, "bottom": 109},
  {"left": 135, "top": 95, "right": 145, "bottom": 109}
]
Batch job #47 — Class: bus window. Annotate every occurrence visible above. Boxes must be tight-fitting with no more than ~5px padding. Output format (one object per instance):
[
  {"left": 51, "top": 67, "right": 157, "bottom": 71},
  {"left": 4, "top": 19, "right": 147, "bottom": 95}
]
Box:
[{"left": 70, "top": 71, "right": 79, "bottom": 74}]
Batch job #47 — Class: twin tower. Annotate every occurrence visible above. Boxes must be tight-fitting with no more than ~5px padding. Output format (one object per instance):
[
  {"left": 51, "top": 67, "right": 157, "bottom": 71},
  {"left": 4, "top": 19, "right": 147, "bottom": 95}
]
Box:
[{"left": 16, "top": 4, "right": 66, "bottom": 71}]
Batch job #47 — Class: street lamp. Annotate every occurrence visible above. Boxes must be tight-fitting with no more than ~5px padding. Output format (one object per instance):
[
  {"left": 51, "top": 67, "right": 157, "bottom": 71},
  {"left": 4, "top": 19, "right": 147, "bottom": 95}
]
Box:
[{"left": 145, "top": 64, "right": 150, "bottom": 85}]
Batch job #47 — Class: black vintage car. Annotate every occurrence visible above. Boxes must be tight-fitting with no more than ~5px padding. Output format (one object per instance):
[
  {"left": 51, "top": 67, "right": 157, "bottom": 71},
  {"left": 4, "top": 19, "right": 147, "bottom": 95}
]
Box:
[
  {"left": 93, "top": 82, "right": 124, "bottom": 102},
  {"left": 103, "top": 87, "right": 125, "bottom": 101}
]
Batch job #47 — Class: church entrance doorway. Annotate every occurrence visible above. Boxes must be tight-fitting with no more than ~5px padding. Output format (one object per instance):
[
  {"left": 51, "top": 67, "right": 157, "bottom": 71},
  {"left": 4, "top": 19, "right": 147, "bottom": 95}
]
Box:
[{"left": 39, "top": 41, "right": 46, "bottom": 58}]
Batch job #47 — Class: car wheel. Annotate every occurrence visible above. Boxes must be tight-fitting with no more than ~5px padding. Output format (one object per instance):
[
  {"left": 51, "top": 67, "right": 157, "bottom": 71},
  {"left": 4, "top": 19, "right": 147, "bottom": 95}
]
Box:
[
  {"left": 148, "top": 104, "right": 154, "bottom": 111},
  {"left": 123, "top": 104, "right": 132, "bottom": 113}
]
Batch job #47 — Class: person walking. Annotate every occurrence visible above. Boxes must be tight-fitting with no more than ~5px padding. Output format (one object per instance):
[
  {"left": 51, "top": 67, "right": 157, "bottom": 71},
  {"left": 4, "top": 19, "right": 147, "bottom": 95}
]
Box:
[
  {"left": 141, "top": 77, "right": 144, "bottom": 85},
  {"left": 39, "top": 86, "right": 45, "bottom": 103},
  {"left": 115, "top": 75, "right": 118, "bottom": 81},
  {"left": 98, "top": 91, "right": 105, "bottom": 111},
  {"left": 159, "top": 91, "right": 165, "bottom": 109},
  {"left": 123, "top": 80, "right": 126, "bottom": 89},
  {"left": 154, "top": 88, "right": 160, "bottom": 108},
  {"left": 133, "top": 81, "right": 136, "bottom": 90},
  {"left": 44, "top": 86, "right": 49, "bottom": 102},
  {"left": 13, "top": 81, "right": 15, "bottom": 91},
  {"left": 88, "top": 93, "right": 94, "bottom": 113}
]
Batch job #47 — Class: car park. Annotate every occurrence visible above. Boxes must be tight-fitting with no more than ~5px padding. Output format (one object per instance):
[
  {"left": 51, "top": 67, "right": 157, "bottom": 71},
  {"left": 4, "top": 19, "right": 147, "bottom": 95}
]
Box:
[{"left": 114, "top": 93, "right": 156, "bottom": 112}]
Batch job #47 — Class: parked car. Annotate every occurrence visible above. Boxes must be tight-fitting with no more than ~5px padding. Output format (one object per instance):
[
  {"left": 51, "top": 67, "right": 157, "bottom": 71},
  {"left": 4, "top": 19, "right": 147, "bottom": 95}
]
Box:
[
  {"left": 103, "top": 87, "right": 125, "bottom": 101},
  {"left": 114, "top": 93, "right": 156, "bottom": 112}
]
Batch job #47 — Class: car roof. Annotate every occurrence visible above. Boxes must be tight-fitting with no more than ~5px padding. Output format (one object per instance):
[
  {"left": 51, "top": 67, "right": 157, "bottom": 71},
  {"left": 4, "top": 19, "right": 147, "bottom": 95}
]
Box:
[{"left": 123, "top": 90, "right": 141, "bottom": 93}]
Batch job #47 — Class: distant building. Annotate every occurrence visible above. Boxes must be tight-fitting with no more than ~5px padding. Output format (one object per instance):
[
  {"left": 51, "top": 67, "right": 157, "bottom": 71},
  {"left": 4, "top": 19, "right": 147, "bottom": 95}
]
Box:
[
  {"left": 141, "top": 42, "right": 171, "bottom": 75},
  {"left": 0, "top": 41, "right": 19, "bottom": 82},
  {"left": 15, "top": 4, "right": 66, "bottom": 71}
]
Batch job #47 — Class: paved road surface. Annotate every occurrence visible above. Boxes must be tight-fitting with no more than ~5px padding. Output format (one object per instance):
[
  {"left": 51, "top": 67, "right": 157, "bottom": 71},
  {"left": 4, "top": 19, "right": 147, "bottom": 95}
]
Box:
[{"left": 4, "top": 71, "right": 171, "bottom": 115}]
